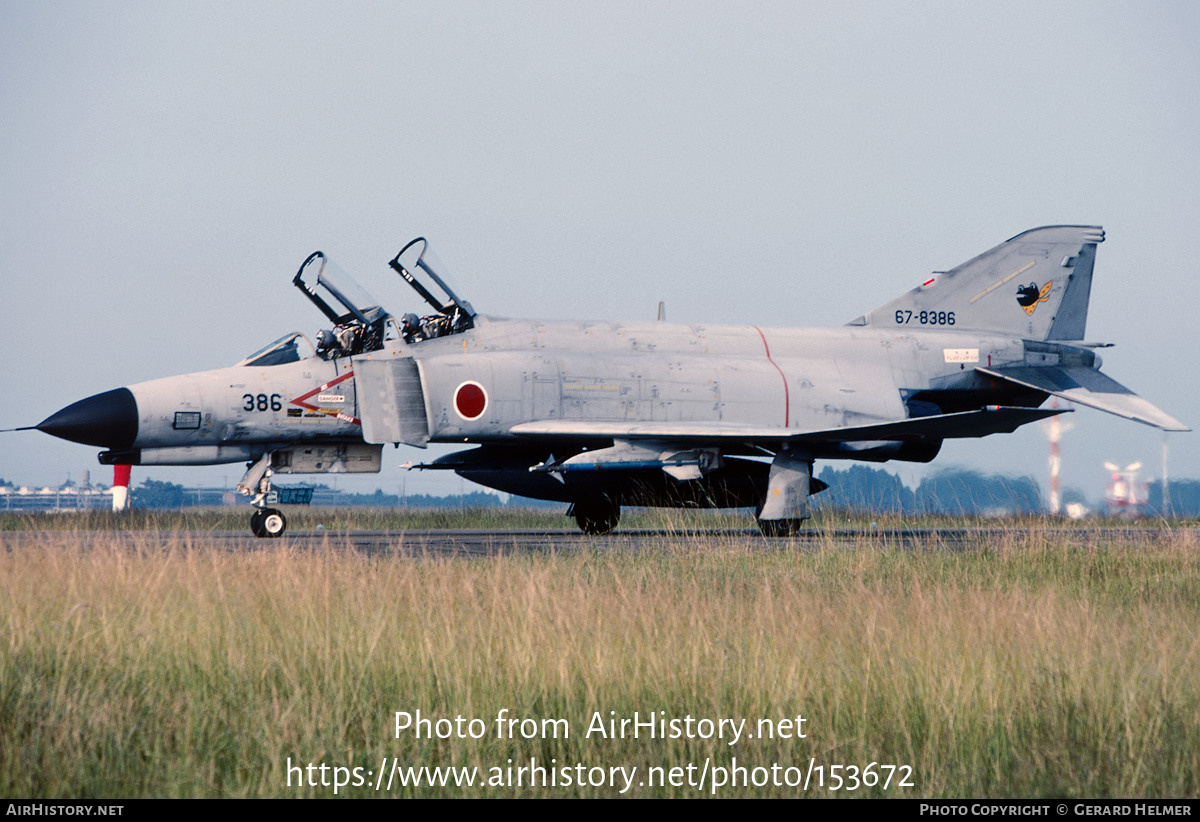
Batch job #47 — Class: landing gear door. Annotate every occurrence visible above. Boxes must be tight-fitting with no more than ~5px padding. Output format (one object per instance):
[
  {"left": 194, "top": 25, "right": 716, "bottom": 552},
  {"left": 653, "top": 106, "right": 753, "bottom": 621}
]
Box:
[{"left": 355, "top": 358, "right": 431, "bottom": 447}]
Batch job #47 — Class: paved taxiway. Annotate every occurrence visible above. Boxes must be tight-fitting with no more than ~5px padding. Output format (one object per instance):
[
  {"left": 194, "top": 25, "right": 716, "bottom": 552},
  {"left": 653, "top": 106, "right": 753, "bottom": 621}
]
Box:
[{"left": 4, "top": 526, "right": 1184, "bottom": 556}]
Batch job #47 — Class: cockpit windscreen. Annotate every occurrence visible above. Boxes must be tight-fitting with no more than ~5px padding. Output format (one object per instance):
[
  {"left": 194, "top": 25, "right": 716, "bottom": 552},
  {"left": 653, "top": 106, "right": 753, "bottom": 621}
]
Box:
[{"left": 237, "top": 332, "right": 316, "bottom": 367}]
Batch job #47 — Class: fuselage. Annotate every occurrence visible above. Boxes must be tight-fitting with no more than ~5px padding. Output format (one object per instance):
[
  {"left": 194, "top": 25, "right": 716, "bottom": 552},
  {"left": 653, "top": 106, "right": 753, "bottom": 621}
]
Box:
[
  {"left": 79, "top": 315, "right": 1055, "bottom": 466},
  {"left": 408, "top": 316, "right": 1038, "bottom": 448}
]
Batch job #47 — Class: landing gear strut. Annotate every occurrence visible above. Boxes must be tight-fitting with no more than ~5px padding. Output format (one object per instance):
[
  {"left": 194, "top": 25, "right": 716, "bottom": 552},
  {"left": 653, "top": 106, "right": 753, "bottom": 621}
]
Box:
[{"left": 570, "top": 498, "right": 620, "bottom": 535}]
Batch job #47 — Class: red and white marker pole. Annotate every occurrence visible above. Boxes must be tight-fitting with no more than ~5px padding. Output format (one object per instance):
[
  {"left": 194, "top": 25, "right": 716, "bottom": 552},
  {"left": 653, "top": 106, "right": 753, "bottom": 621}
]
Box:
[
  {"left": 112, "top": 464, "right": 131, "bottom": 512},
  {"left": 1048, "top": 403, "right": 1061, "bottom": 517}
]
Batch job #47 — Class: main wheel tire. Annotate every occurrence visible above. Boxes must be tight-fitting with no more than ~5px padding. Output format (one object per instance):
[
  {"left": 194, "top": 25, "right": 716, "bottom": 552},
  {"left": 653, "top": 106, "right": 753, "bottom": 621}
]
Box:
[
  {"left": 573, "top": 500, "right": 620, "bottom": 535},
  {"left": 757, "top": 517, "right": 803, "bottom": 537},
  {"left": 260, "top": 508, "right": 287, "bottom": 538}
]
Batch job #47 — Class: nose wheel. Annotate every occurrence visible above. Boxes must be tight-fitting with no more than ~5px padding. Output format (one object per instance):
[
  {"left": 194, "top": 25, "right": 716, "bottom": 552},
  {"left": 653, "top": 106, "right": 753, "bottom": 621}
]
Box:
[{"left": 250, "top": 507, "right": 287, "bottom": 538}]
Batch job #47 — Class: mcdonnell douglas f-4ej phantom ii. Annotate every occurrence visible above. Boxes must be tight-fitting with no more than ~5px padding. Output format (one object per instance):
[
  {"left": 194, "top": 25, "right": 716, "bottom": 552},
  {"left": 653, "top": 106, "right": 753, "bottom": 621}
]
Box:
[{"left": 23, "top": 226, "right": 1188, "bottom": 536}]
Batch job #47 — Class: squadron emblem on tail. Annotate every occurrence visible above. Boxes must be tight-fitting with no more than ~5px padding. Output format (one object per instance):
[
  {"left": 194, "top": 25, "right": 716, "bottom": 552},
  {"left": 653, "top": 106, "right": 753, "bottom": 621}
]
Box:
[{"left": 1016, "top": 281, "right": 1052, "bottom": 315}]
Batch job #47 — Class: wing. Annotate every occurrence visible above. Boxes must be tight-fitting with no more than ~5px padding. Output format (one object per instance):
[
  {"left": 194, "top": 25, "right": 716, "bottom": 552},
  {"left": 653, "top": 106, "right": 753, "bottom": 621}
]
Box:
[{"left": 509, "top": 405, "right": 1066, "bottom": 446}]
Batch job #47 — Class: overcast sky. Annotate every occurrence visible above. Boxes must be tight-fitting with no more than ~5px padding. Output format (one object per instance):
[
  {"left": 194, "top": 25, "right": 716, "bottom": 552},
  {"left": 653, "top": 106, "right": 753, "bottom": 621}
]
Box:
[{"left": 2, "top": 1, "right": 1197, "bottom": 504}]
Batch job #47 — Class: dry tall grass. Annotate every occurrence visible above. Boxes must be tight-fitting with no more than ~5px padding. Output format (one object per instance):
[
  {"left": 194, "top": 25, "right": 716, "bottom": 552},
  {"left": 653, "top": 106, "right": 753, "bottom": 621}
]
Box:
[{"left": 2, "top": 523, "right": 1197, "bottom": 797}]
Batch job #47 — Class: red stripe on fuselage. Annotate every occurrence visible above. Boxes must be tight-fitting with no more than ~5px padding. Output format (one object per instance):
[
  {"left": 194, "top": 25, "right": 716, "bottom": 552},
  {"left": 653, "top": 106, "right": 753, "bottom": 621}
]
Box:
[{"left": 751, "top": 326, "right": 789, "bottom": 428}]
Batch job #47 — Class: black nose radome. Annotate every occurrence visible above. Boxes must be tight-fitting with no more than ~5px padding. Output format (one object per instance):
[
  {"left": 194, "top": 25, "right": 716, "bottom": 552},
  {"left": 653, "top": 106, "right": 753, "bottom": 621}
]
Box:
[{"left": 35, "top": 388, "right": 138, "bottom": 448}]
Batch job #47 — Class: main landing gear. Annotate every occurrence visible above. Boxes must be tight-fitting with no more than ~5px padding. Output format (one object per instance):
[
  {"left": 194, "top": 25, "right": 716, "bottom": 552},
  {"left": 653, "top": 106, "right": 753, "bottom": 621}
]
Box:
[
  {"left": 755, "top": 451, "right": 815, "bottom": 537},
  {"left": 570, "top": 498, "right": 621, "bottom": 535},
  {"left": 756, "top": 517, "right": 804, "bottom": 537}
]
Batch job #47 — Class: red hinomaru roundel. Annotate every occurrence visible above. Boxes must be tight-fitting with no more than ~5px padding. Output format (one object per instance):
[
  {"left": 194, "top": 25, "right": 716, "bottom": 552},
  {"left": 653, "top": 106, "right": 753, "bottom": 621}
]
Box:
[{"left": 453, "top": 381, "right": 488, "bottom": 420}]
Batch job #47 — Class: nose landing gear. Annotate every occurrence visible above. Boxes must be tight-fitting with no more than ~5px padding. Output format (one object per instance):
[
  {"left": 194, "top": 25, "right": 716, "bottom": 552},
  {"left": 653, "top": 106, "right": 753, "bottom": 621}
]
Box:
[
  {"left": 239, "top": 452, "right": 289, "bottom": 538},
  {"left": 250, "top": 507, "right": 287, "bottom": 538}
]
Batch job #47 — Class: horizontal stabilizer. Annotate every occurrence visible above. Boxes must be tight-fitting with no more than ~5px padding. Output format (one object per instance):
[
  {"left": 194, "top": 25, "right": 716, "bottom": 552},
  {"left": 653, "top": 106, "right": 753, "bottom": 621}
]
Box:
[{"left": 977, "top": 366, "right": 1189, "bottom": 431}]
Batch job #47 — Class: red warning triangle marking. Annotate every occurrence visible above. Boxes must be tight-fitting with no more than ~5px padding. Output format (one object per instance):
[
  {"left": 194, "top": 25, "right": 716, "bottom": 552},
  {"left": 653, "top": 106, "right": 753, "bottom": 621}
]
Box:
[{"left": 288, "top": 371, "right": 361, "bottom": 426}]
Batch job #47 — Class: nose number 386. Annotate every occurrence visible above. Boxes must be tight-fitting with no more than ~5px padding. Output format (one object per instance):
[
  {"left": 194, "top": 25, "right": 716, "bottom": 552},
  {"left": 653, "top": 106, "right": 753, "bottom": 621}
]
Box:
[{"left": 242, "top": 393, "right": 283, "bottom": 412}]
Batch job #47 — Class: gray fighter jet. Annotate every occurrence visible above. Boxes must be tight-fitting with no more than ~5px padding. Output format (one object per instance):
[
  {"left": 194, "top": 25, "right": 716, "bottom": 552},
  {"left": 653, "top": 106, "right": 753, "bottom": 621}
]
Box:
[{"left": 23, "top": 226, "right": 1188, "bottom": 536}]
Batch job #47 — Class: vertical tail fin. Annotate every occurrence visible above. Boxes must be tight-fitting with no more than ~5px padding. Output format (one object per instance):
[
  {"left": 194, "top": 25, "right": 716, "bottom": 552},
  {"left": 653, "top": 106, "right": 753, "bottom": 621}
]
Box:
[{"left": 847, "top": 225, "right": 1105, "bottom": 341}]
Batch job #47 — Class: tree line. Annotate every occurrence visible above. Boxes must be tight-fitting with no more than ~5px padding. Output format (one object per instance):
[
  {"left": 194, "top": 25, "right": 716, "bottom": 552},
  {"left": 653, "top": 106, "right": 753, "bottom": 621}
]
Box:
[{"left": 814, "top": 464, "right": 1045, "bottom": 515}]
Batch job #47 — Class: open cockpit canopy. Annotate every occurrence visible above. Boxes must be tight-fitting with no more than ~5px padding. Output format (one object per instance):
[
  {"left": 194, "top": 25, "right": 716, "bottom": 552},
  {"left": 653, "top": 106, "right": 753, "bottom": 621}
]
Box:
[
  {"left": 293, "top": 251, "right": 394, "bottom": 358},
  {"left": 287, "top": 240, "right": 476, "bottom": 356},
  {"left": 390, "top": 237, "right": 475, "bottom": 342},
  {"left": 293, "top": 251, "right": 388, "bottom": 327}
]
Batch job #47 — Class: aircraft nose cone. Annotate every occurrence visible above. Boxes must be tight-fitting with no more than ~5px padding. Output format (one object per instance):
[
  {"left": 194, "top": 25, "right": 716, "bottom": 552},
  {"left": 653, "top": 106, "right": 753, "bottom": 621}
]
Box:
[{"left": 35, "top": 388, "right": 138, "bottom": 448}]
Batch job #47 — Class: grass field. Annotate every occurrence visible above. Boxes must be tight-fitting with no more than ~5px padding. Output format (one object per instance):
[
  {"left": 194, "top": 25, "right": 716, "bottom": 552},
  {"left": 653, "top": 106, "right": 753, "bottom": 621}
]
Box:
[{"left": 2, "top": 510, "right": 1198, "bottom": 798}]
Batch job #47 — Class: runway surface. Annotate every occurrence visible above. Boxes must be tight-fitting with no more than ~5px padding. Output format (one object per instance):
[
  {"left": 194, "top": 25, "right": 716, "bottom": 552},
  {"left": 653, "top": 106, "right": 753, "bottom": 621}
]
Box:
[{"left": 4, "top": 526, "right": 1187, "bottom": 556}]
